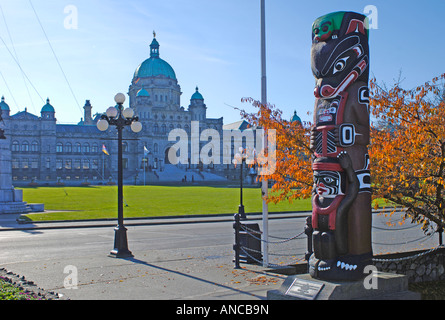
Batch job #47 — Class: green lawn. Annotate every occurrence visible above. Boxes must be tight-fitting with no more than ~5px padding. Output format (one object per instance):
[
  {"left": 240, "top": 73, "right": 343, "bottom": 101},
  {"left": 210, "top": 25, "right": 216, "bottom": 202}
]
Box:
[{"left": 20, "top": 186, "right": 311, "bottom": 222}]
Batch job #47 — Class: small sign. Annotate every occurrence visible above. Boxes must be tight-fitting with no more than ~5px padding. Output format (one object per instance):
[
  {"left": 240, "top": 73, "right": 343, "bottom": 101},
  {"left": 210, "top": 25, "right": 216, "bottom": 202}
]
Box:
[{"left": 285, "top": 278, "right": 324, "bottom": 300}]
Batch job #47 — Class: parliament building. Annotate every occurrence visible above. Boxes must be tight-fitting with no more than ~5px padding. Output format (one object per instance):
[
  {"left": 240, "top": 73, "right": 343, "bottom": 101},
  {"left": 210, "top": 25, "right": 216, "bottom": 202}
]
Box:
[{"left": 0, "top": 36, "right": 248, "bottom": 186}]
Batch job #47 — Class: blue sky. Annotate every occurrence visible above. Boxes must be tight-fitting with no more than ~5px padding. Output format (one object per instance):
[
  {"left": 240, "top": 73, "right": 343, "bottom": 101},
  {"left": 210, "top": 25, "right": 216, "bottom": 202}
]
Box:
[{"left": 0, "top": 0, "right": 443, "bottom": 125}]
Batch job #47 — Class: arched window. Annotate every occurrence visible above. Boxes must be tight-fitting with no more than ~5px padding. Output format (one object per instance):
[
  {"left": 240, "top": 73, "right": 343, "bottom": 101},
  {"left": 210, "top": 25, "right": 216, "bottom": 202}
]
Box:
[
  {"left": 12, "top": 141, "right": 19, "bottom": 152},
  {"left": 154, "top": 124, "right": 159, "bottom": 134},
  {"left": 56, "top": 143, "right": 63, "bottom": 153},
  {"left": 31, "top": 141, "right": 39, "bottom": 152},
  {"left": 22, "top": 141, "right": 29, "bottom": 152},
  {"left": 161, "top": 124, "right": 166, "bottom": 134},
  {"left": 65, "top": 143, "right": 72, "bottom": 153},
  {"left": 75, "top": 143, "right": 81, "bottom": 153},
  {"left": 83, "top": 143, "right": 90, "bottom": 153},
  {"left": 153, "top": 143, "right": 159, "bottom": 154},
  {"left": 92, "top": 143, "right": 98, "bottom": 153},
  {"left": 122, "top": 142, "right": 128, "bottom": 153}
]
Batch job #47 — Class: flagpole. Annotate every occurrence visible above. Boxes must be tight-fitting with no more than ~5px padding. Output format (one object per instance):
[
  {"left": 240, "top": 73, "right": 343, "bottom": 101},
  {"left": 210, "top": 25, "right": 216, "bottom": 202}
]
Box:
[{"left": 260, "top": 0, "right": 269, "bottom": 268}]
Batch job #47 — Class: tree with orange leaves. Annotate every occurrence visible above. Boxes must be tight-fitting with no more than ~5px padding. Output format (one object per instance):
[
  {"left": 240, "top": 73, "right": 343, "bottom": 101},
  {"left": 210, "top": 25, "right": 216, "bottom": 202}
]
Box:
[
  {"left": 370, "top": 73, "right": 445, "bottom": 233},
  {"left": 239, "top": 98, "right": 313, "bottom": 204},
  {"left": 240, "top": 73, "right": 445, "bottom": 234}
]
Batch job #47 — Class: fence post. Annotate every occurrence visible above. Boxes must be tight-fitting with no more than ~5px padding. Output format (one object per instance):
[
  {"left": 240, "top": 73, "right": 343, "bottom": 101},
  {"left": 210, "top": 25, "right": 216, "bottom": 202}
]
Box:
[
  {"left": 304, "top": 216, "right": 313, "bottom": 261},
  {"left": 233, "top": 213, "right": 241, "bottom": 269}
]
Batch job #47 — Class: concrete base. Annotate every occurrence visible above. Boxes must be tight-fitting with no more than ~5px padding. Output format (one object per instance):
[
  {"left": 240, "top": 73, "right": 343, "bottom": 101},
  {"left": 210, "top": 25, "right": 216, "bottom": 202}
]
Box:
[
  {"left": 0, "top": 202, "right": 28, "bottom": 214},
  {"left": 267, "top": 272, "right": 420, "bottom": 300}
]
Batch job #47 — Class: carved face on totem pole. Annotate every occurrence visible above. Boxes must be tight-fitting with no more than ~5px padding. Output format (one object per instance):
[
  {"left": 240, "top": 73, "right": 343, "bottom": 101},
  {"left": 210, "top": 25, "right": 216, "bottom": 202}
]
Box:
[{"left": 308, "top": 11, "right": 372, "bottom": 281}]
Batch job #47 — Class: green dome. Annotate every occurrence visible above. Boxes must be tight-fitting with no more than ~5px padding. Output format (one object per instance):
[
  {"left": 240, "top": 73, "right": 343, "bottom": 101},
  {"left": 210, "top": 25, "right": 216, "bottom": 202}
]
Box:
[
  {"left": 291, "top": 111, "right": 301, "bottom": 123},
  {"left": 191, "top": 87, "right": 204, "bottom": 100},
  {"left": 0, "top": 96, "right": 9, "bottom": 111},
  {"left": 133, "top": 37, "right": 176, "bottom": 80},
  {"left": 137, "top": 88, "right": 150, "bottom": 97},
  {"left": 41, "top": 98, "right": 55, "bottom": 113}
]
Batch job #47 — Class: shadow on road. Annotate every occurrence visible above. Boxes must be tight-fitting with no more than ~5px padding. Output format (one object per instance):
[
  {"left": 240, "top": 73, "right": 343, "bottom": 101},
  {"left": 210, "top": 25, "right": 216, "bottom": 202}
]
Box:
[{"left": 123, "top": 256, "right": 267, "bottom": 299}]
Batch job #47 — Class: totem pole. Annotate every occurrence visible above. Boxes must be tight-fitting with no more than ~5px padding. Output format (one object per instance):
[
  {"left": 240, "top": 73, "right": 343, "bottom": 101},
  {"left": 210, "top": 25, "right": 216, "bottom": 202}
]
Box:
[{"left": 308, "top": 11, "right": 372, "bottom": 281}]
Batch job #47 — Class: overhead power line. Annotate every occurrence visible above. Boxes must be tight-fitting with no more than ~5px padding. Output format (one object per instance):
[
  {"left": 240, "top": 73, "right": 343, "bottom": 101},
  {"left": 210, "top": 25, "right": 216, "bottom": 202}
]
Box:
[
  {"left": 28, "top": 0, "right": 83, "bottom": 116},
  {"left": 0, "top": 34, "right": 45, "bottom": 104},
  {"left": 0, "top": 3, "right": 36, "bottom": 113}
]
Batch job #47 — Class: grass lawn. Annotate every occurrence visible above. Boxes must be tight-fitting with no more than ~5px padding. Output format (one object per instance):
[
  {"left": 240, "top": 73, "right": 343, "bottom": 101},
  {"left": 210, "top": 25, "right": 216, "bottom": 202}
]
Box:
[{"left": 19, "top": 185, "right": 312, "bottom": 222}]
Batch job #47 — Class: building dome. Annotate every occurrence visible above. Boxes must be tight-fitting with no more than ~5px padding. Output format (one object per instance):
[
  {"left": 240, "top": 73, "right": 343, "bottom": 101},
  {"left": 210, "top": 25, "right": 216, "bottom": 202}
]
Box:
[
  {"left": 133, "top": 37, "right": 176, "bottom": 80},
  {"left": 0, "top": 96, "right": 10, "bottom": 111},
  {"left": 191, "top": 87, "right": 204, "bottom": 100},
  {"left": 41, "top": 98, "right": 55, "bottom": 113},
  {"left": 291, "top": 110, "right": 301, "bottom": 123}
]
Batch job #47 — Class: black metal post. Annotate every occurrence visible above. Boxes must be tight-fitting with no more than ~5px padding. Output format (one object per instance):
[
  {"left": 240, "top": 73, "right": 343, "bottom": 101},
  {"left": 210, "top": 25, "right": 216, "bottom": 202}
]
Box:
[
  {"left": 97, "top": 94, "right": 141, "bottom": 258},
  {"left": 233, "top": 213, "right": 241, "bottom": 269},
  {"left": 239, "top": 158, "right": 246, "bottom": 219},
  {"left": 109, "top": 103, "right": 133, "bottom": 258},
  {"left": 438, "top": 226, "right": 443, "bottom": 246},
  {"left": 304, "top": 216, "right": 313, "bottom": 261}
]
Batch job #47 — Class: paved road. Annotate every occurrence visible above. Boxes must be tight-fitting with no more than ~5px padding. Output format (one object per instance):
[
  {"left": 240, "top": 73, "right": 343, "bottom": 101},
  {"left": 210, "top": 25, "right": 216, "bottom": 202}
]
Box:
[{"left": 0, "top": 211, "right": 439, "bottom": 300}]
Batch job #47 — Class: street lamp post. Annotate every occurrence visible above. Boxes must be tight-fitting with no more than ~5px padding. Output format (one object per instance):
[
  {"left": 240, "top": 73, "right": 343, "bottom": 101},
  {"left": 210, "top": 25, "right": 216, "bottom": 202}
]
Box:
[
  {"left": 234, "top": 148, "right": 247, "bottom": 220},
  {"left": 97, "top": 93, "right": 142, "bottom": 258}
]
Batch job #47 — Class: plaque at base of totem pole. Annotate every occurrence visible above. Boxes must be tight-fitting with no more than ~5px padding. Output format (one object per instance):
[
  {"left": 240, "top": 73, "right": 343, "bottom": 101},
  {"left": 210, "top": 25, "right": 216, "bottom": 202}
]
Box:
[{"left": 307, "top": 11, "right": 372, "bottom": 281}]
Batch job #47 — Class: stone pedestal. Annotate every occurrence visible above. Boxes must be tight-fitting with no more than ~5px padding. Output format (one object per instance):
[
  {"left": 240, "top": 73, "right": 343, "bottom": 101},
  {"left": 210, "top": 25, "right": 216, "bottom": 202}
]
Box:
[
  {"left": 0, "top": 137, "right": 41, "bottom": 214},
  {"left": 267, "top": 272, "right": 420, "bottom": 300}
]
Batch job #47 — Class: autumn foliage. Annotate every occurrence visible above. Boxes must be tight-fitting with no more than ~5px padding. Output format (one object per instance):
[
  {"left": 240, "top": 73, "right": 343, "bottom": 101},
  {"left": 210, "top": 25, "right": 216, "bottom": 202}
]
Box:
[
  {"left": 369, "top": 73, "right": 445, "bottom": 232},
  {"left": 241, "top": 73, "right": 445, "bottom": 233},
  {"left": 239, "top": 98, "right": 313, "bottom": 203}
]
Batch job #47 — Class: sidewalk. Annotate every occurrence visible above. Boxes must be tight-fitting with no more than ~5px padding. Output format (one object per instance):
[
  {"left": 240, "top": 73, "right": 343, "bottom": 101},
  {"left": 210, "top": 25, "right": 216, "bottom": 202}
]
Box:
[
  {"left": 0, "top": 208, "right": 407, "bottom": 301},
  {"left": 0, "top": 211, "right": 310, "bottom": 300}
]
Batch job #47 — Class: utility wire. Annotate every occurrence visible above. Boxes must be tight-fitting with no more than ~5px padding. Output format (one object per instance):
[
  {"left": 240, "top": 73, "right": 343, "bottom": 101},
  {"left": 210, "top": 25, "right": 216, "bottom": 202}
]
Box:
[
  {"left": 0, "top": 35, "right": 45, "bottom": 104},
  {"left": 28, "top": 0, "right": 83, "bottom": 116},
  {"left": 0, "top": 3, "right": 36, "bottom": 113}
]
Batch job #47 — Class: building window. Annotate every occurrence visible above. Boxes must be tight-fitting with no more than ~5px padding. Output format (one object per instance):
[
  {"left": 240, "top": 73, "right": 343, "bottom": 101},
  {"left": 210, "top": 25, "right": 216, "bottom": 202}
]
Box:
[
  {"left": 154, "top": 124, "right": 159, "bottom": 134},
  {"left": 83, "top": 143, "right": 90, "bottom": 153},
  {"left": 161, "top": 124, "right": 166, "bottom": 134},
  {"left": 65, "top": 160, "right": 72, "bottom": 170},
  {"left": 122, "top": 158, "right": 128, "bottom": 169},
  {"left": 92, "top": 143, "right": 98, "bottom": 153},
  {"left": 46, "top": 158, "right": 51, "bottom": 169},
  {"left": 74, "top": 160, "right": 81, "bottom": 170},
  {"left": 56, "top": 143, "right": 63, "bottom": 153},
  {"left": 12, "top": 159, "right": 19, "bottom": 169},
  {"left": 31, "top": 141, "right": 39, "bottom": 152},
  {"left": 22, "top": 159, "right": 29, "bottom": 169},
  {"left": 31, "top": 159, "right": 39, "bottom": 169},
  {"left": 21, "top": 141, "right": 29, "bottom": 152},
  {"left": 65, "top": 143, "right": 72, "bottom": 153},
  {"left": 83, "top": 159, "right": 90, "bottom": 170},
  {"left": 122, "top": 142, "right": 128, "bottom": 153},
  {"left": 75, "top": 143, "right": 81, "bottom": 153},
  {"left": 92, "top": 159, "right": 99, "bottom": 170},
  {"left": 12, "top": 141, "right": 19, "bottom": 152},
  {"left": 56, "top": 159, "right": 63, "bottom": 170}
]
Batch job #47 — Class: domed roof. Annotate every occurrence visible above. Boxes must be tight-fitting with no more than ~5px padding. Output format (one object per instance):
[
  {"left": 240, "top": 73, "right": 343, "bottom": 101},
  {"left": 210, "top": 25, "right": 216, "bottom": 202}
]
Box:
[
  {"left": 191, "top": 87, "right": 204, "bottom": 100},
  {"left": 291, "top": 111, "right": 301, "bottom": 123},
  {"left": 41, "top": 98, "right": 55, "bottom": 113},
  {"left": 133, "top": 37, "right": 176, "bottom": 80},
  {"left": 137, "top": 88, "right": 150, "bottom": 97},
  {"left": 0, "top": 96, "right": 10, "bottom": 111}
]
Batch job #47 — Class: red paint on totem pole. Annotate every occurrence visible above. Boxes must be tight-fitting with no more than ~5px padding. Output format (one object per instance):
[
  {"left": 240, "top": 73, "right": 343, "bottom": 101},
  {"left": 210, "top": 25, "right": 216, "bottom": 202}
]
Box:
[{"left": 312, "top": 194, "right": 345, "bottom": 230}]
